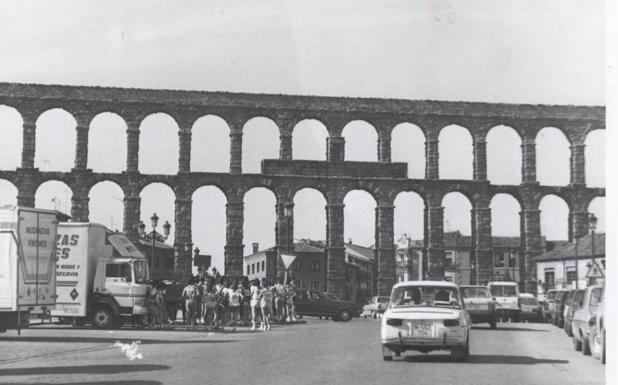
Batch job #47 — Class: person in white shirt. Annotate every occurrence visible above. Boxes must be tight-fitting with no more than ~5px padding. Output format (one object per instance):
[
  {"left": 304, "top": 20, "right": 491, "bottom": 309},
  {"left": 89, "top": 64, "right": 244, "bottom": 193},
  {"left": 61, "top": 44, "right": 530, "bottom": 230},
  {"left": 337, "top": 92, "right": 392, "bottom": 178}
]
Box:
[
  {"left": 250, "top": 279, "right": 262, "bottom": 330},
  {"left": 228, "top": 280, "right": 243, "bottom": 325},
  {"left": 260, "top": 279, "right": 274, "bottom": 331}
]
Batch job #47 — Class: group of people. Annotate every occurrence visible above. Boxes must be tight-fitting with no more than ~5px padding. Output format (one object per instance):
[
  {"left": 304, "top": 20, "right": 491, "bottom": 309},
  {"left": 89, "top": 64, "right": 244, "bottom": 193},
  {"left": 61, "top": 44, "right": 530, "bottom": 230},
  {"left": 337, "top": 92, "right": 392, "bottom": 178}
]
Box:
[{"left": 181, "top": 275, "right": 298, "bottom": 331}]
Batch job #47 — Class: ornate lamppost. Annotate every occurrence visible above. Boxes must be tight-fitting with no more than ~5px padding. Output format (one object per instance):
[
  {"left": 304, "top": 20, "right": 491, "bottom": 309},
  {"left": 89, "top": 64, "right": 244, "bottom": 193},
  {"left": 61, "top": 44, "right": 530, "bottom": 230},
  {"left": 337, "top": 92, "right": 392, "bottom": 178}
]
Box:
[{"left": 138, "top": 213, "right": 171, "bottom": 280}]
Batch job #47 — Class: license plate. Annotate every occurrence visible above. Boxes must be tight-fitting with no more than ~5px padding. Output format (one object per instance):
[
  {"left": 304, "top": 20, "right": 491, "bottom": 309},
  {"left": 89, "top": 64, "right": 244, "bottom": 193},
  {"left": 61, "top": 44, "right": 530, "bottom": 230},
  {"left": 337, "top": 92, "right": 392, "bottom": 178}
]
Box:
[{"left": 409, "top": 321, "right": 433, "bottom": 338}]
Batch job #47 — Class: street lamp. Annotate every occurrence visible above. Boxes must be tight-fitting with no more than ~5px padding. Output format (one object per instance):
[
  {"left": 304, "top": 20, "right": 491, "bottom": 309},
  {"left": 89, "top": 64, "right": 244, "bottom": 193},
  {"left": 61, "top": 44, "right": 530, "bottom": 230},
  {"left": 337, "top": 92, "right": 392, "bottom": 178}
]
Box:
[
  {"left": 284, "top": 205, "right": 293, "bottom": 253},
  {"left": 193, "top": 246, "right": 201, "bottom": 275},
  {"left": 588, "top": 213, "right": 598, "bottom": 285},
  {"left": 137, "top": 213, "right": 171, "bottom": 280},
  {"left": 184, "top": 242, "right": 192, "bottom": 277}
]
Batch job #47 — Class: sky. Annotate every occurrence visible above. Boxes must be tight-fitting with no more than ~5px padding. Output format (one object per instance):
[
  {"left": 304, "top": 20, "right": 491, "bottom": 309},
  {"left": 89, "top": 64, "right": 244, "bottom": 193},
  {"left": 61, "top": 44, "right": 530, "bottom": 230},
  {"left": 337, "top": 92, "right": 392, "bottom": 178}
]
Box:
[{"left": 0, "top": 0, "right": 607, "bottom": 272}]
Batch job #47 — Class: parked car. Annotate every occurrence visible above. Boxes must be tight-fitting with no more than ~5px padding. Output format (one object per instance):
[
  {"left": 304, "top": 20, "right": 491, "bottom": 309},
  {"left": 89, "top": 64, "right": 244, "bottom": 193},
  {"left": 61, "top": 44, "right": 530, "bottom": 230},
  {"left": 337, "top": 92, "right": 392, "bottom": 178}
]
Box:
[
  {"left": 571, "top": 284, "right": 603, "bottom": 355},
  {"left": 563, "top": 289, "right": 585, "bottom": 337},
  {"left": 549, "top": 289, "right": 569, "bottom": 326},
  {"left": 588, "top": 290, "right": 605, "bottom": 364},
  {"left": 460, "top": 285, "right": 497, "bottom": 329},
  {"left": 518, "top": 293, "right": 542, "bottom": 322},
  {"left": 294, "top": 289, "right": 362, "bottom": 322},
  {"left": 362, "top": 296, "right": 390, "bottom": 319},
  {"left": 381, "top": 281, "right": 471, "bottom": 361}
]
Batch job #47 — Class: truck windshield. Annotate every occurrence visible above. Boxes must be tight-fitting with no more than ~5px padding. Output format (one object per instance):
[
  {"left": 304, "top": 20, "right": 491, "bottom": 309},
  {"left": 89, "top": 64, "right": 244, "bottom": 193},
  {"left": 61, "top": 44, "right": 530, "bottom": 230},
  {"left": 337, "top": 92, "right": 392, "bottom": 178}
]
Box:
[
  {"left": 462, "top": 287, "right": 489, "bottom": 298},
  {"left": 134, "top": 261, "right": 149, "bottom": 284},
  {"left": 489, "top": 285, "right": 517, "bottom": 297}
]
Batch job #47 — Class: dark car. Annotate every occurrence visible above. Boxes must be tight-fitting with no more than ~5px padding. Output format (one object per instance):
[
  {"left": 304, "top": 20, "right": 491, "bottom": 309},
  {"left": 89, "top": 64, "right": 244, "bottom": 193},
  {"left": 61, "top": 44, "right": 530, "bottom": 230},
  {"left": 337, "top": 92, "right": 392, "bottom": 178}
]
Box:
[
  {"left": 564, "top": 289, "right": 585, "bottom": 337},
  {"left": 294, "top": 289, "right": 362, "bottom": 322},
  {"left": 551, "top": 290, "right": 570, "bottom": 327}
]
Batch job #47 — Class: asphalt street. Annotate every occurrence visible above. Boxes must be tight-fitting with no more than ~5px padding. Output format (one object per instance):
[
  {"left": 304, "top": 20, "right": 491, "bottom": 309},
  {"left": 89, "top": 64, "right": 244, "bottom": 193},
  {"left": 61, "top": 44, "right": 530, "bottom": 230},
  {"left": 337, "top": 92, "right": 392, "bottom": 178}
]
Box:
[{"left": 0, "top": 318, "right": 605, "bottom": 385}]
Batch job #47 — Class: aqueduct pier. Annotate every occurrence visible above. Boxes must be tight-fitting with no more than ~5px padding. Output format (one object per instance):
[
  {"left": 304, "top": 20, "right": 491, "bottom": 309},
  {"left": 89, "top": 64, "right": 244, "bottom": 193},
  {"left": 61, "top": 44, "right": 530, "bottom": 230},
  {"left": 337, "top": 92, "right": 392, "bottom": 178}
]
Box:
[{"left": 0, "top": 82, "right": 605, "bottom": 296}]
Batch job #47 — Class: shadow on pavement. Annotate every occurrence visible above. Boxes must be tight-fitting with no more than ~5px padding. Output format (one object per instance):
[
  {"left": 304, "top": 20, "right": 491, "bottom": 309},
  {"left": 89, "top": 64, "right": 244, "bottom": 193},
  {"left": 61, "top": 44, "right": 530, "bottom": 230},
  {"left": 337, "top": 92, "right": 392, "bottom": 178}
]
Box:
[
  {"left": 471, "top": 326, "right": 548, "bottom": 332},
  {"left": 0, "top": 336, "right": 237, "bottom": 344},
  {"left": 2, "top": 381, "right": 161, "bottom": 385},
  {"left": 0, "top": 364, "right": 168, "bottom": 376},
  {"left": 403, "top": 354, "right": 569, "bottom": 364}
]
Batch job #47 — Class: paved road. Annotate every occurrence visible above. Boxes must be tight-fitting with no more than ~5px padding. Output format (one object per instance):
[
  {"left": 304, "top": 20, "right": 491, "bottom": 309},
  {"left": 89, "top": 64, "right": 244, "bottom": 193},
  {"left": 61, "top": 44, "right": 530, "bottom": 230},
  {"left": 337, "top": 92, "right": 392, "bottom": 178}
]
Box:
[{"left": 0, "top": 319, "right": 605, "bottom": 385}]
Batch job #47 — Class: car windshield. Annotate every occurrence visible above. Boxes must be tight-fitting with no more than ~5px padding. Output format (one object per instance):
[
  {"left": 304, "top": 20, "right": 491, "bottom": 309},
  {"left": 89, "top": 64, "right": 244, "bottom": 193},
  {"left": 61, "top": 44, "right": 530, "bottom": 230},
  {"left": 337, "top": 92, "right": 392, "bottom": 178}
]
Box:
[
  {"left": 462, "top": 287, "right": 489, "bottom": 298},
  {"left": 520, "top": 298, "right": 538, "bottom": 305},
  {"left": 389, "top": 286, "right": 462, "bottom": 309},
  {"left": 134, "top": 260, "right": 150, "bottom": 284},
  {"left": 377, "top": 296, "right": 390, "bottom": 304},
  {"left": 489, "top": 285, "right": 517, "bottom": 297}
]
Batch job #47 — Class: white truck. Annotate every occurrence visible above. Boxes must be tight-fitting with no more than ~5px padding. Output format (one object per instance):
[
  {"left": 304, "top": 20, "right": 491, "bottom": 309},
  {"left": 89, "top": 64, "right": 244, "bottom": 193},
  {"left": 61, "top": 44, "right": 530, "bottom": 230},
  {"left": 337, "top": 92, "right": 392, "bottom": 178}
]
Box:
[
  {"left": 487, "top": 281, "right": 521, "bottom": 321},
  {"left": 0, "top": 206, "right": 59, "bottom": 333},
  {"left": 51, "top": 222, "right": 151, "bottom": 329}
]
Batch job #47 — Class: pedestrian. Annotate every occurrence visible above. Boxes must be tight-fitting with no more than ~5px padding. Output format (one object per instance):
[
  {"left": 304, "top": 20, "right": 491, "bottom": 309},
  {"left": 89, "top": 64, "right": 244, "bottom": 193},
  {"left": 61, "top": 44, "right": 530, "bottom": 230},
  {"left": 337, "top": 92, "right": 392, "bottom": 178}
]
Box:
[
  {"left": 195, "top": 277, "right": 204, "bottom": 325},
  {"left": 285, "top": 278, "right": 297, "bottom": 322},
  {"left": 214, "top": 276, "right": 228, "bottom": 330},
  {"left": 260, "top": 278, "right": 273, "bottom": 331},
  {"left": 156, "top": 281, "right": 171, "bottom": 328},
  {"left": 273, "top": 277, "right": 286, "bottom": 322},
  {"left": 182, "top": 277, "right": 199, "bottom": 328},
  {"left": 240, "top": 276, "right": 252, "bottom": 326},
  {"left": 228, "top": 280, "right": 242, "bottom": 326},
  {"left": 146, "top": 280, "right": 164, "bottom": 329},
  {"left": 201, "top": 279, "right": 218, "bottom": 330},
  {"left": 250, "top": 278, "right": 261, "bottom": 330}
]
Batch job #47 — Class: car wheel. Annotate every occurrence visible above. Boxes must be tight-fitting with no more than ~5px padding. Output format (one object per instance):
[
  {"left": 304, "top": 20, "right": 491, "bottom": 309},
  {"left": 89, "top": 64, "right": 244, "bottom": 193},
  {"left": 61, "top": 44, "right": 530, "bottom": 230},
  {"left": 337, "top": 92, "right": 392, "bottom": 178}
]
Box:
[
  {"left": 601, "top": 329, "right": 606, "bottom": 365},
  {"left": 382, "top": 344, "right": 393, "bottom": 361},
  {"left": 451, "top": 337, "right": 470, "bottom": 362},
  {"left": 338, "top": 310, "right": 352, "bottom": 322},
  {"left": 566, "top": 323, "right": 573, "bottom": 337},
  {"left": 489, "top": 319, "right": 497, "bottom": 330},
  {"left": 572, "top": 334, "right": 582, "bottom": 352},
  {"left": 92, "top": 306, "right": 117, "bottom": 329},
  {"left": 590, "top": 327, "right": 603, "bottom": 360},
  {"left": 582, "top": 336, "right": 592, "bottom": 356},
  {"left": 332, "top": 315, "right": 340, "bottom": 322}
]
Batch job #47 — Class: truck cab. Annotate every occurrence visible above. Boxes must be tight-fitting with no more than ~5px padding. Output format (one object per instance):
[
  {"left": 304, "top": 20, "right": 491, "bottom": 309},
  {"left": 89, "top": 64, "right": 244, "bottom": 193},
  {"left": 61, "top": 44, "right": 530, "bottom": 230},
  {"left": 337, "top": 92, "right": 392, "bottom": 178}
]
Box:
[{"left": 487, "top": 281, "right": 521, "bottom": 321}]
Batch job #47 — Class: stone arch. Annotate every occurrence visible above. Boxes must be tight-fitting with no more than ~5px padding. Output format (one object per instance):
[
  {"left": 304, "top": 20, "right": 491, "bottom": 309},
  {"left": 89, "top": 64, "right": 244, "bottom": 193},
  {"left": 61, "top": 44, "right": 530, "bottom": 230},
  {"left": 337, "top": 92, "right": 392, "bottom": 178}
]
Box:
[
  {"left": 35, "top": 108, "right": 77, "bottom": 171},
  {"left": 490, "top": 193, "right": 522, "bottom": 237},
  {"left": 243, "top": 186, "right": 277, "bottom": 255},
  {"left": 191, "top": 114, "right": 230, "bottom": 173},
  {"left": 88, "top": 112, "right": 128, "bottom": 173},
  {"left": 35, "top": 180, "right": 73, "bottom": 213},
  {"left": 0, "top": 179, "right": 18, "bottom": 206},
  {"left": 438, "top": 125, "right": 473, "bottom": 180},
  {"left": 139, "top": 113, "right": 179, "bottom": 175},
  {"left": 343, "top": 189, "right": 377, "bottom": 246},
  {"left": 192, "top": 185, "right": 228, "bottom": 271},
  {"left": 393, "top": 190, "right": 425, "bottom": 243},
  {"left": 486, "top": 125, "right": 522, "bottom": 184},
  {"left": 391, "top": 122, "right": 426, "bottom": 178},
  {"left": 587, "top": 196, "right": 605, "bottom": 233},
  {"left": 292, "top": 119, "right": 329, "bottom": 160},
  {"left": 293, "top": 187, "right": 327, "bottom": 241},
  {"left": 584, "top": 129, "right": 604, "bottom": 188},
  {"left": 536, "top": 127, "right": 570, "bottom": 186},
  {"left": 88, "top": 180, "right": 125, "bottom": 231},
  {"left": 539, "top": 194, "right": 569, "bottom": 241},
  {"left": 242, "top": 117, "right": 279, "bottom": 173},
  {"left": 341, "top": 120, "right": 378, "bottom": 162},
  {"left": 0, "top": 105, "right": 23, "bottom": 170},
  {"left": 140, "top": 182, "right": 176, "bottom": 243},
  {"left": 442, "top": 191, "right": 472, "bottom": 235}
]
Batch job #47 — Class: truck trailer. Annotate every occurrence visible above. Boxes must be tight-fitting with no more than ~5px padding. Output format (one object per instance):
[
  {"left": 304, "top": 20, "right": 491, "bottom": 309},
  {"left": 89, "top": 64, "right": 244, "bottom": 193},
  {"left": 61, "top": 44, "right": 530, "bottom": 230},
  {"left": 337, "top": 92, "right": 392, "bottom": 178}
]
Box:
[
  {"left": 51, "top": 222, "right": 151, "bottom": 329},
  {"left": 0, "top": 206, "right": 60, "bottom": 333}
]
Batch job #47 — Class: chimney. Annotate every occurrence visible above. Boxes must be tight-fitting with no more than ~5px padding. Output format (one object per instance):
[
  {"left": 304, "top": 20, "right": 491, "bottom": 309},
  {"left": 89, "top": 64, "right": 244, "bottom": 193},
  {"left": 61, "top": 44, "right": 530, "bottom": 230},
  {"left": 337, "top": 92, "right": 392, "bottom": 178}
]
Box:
[{"left": 252, "top": 242, "right": 259, "bottom": 254}]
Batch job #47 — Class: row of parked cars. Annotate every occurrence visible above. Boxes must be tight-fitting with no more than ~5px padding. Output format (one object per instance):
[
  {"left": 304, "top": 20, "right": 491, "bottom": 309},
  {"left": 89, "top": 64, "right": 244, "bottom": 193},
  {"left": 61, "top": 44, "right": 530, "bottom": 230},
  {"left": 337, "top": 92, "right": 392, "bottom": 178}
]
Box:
[{"left": 543, "top": 285, "right": 606, "bottom": 364}]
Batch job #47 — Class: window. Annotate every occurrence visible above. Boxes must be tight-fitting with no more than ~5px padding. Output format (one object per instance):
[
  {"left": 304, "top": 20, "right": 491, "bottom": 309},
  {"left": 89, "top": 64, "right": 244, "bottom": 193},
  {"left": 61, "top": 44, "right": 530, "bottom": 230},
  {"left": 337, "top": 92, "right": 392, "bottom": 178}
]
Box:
[
  {"left": 105, "top": 263, "right": 131, "bottom": 282},
  {"left": 257, "top": 261, "right": 260, "bottom": 272},
  {"left": 360, "top": 282, "right": 368, "bottom": 290},
  {"left": 294, "top": 261, "right": 301, "bottom": 271},
  {"left": 311, "top": 281, "right": 320, "bottom": 290},
  {"left": 544, "top": 270, "right": 555, "bottom": 289},
  {"left": 247, "top": 264, "right": 250, "bottom": 275},
  {"left": 494, "top": 252, "right": 505, "bottom": 267},
  {"left": 566, "top": 270, "right": 577, "bottom": 285},
  {"left": 252, "top": 263, "right": 255, "bottom": 274},
  {"left": 508, "top": 253, "right": 517, "bottom": 268},
  {"left": 312, "top": 261, "right": 320, "bottom": 272},
  {"left": 261, "top": 260, "right": 265, "bottom": 272}
]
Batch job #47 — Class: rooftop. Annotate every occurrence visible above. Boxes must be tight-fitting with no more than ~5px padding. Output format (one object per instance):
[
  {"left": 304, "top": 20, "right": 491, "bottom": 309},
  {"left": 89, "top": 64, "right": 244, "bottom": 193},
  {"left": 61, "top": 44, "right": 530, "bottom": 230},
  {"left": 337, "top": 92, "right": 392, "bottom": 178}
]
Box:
[{"left": 535, "top": 233, "right": 605, "bottom": 262}]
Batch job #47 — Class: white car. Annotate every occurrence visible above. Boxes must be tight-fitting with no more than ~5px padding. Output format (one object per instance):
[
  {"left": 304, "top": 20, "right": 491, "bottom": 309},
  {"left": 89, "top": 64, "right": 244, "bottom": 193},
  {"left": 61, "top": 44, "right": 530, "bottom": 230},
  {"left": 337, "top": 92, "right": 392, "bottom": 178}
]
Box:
[{"left": 381, "top": 281, "right": 471, "bottom": 361}]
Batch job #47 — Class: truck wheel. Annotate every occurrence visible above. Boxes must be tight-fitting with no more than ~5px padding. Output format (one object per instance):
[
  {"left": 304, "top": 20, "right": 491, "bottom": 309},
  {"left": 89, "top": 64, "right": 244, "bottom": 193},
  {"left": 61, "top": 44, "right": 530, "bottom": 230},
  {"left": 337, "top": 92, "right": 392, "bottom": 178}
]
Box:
[
  {"left": 92, "top": 306, "right": 117, "bottom": 329},
  {"left": 582, "top": 336, "right": 591, "bottom": 355},
  {"left": 382, "top": 344, "right": 393, "bottom": 361},
  {"left": 338, "top": 310, "right": 352, "bottom": 322}
]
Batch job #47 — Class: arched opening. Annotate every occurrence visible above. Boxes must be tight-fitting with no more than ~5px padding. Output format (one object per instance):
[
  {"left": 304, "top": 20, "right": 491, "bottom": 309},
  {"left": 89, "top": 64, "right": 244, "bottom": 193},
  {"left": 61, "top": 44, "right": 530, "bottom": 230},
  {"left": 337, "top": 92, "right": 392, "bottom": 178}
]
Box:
[
  {"left": 536, "top": 127, "right": 570, "bottom": 186},
  {"left": 0, "top": 179, "right": 18, "bottom": 206},
  {"left": 486, "top": 126, "right": 522, "bottom": 184},
  {"left": 243, "top": 187, "right": 277, "bottom": 256},
  {"left": 139, "top": 113, "right": 179, "bottom": 175},
  {"left": 192, "top": 186, "right": 227, "bottom": 272},
  {"left": 490, "top": 194, "right": 521, "bottom": 237},
  {"left": 242, "top": 117, "right": 279, "bottom": 173},
  {"left": 391, "top": 123, "right": 426, "bottom": 178},
  {"left": 393, "top": 191, "right": 425, "bottom": 282},
  {"left": 585, "top": 130, "right": 605, "bottom": 188},
  {"left": 140, "top": 183, "right": 176, "bottom": 244},
  {"left": 539, "top": 194, "right": 569, "bottom": 241},
  {"left": 89, "top": 181, "right": 124, "bottom": 231},
  {"left": 442, "top": 192, "right": 472, "bottom": 235},
  {"left": 35, "top": 180, "right": 73, "bottom": 213},
  {"left": 88, "top": 112, "right": 127, "bottom": 173},
  {"left": 0, "top": 105, "right": 23, "bottom": 170},
  {"left": 341, "top": 121, "right": 378, "bottom": 162},
  {"left": 191, "top": 115, "right": 230, "bottom": 173},
  {"left": 293, "top": 188, "right": 327, "bottom": 241},
  {"left": 588, "top": 197, "right": 605, "bottom": 234},
  {"left": 438, "top": 125, "right": 473, "bottom": 180},
  {"left": 343, "top": 190, "right": 376, "bottom": 246},
  {"left": 292, "top": 119, "right": 328, "bottom": 160},
  {"left": 35, "top": 109, "right": 76, "bottom": 172}
]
